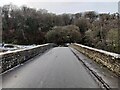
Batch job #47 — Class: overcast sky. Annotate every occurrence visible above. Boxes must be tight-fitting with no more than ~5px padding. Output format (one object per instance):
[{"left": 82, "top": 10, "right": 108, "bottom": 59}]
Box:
[{"left": 0, "top": 0, "right": 119, "bottom": 14}]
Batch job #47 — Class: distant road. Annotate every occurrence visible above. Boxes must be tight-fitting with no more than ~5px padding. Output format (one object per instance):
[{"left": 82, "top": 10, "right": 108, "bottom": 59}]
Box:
[{"left": 2, "top": 47, "right": 100, "bottom": 88}]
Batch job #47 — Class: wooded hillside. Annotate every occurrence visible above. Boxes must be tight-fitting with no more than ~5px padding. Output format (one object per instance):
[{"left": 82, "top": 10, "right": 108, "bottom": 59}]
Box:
[{"left": 1, "top": 4, "right": 120, "bottom": 53}]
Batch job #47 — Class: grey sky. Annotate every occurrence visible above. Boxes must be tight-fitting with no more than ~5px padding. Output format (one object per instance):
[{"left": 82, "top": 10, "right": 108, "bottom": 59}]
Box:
[
  {"left": 27, "top": 2, "right": 118, "bottom": 14},
  {"left": 0, "top": 0, "right": 119, "bottom": 14}
]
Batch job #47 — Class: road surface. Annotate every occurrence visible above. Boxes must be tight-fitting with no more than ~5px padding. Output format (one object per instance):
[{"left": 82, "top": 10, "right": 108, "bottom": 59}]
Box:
[{"left": 2, "top": 47, "right": 100, "bottom": 88}]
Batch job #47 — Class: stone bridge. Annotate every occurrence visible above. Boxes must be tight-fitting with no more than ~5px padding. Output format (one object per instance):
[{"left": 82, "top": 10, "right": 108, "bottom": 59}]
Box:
[{"left": 0, "top": 43, "right": 119, "bottom": 89}]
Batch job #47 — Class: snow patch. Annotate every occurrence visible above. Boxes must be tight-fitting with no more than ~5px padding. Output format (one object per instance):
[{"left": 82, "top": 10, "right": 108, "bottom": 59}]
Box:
[
  {"left": 74, "top": 43, "right": 120, "bottom": 59},
  {"left": 0, "top": 43, "right": 49, "bottom": 56}
]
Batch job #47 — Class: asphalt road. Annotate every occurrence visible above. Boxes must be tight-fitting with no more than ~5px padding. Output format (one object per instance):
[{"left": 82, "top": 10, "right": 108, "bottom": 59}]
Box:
[{"left": 2, "top": 47, "right": 100, "bottom": 88}]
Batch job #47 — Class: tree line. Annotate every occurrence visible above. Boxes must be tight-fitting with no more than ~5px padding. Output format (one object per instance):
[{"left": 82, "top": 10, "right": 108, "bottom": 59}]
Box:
[{"left": 1, "top": 4, "right": 120, "bottom": 53}]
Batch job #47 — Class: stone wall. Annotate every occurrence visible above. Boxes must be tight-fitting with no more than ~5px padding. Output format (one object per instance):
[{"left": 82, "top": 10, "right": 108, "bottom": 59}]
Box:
[
  {"left": 0, "top": 43, "right": 56, "bottom": 73},
  {"left": 71, "top": 43, "right": 120, "bottom": 76}
]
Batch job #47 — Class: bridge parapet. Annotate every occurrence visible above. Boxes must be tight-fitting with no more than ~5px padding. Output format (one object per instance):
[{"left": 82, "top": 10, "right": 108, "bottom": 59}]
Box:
[
  {"left": 0, "top": 43, "right": 56, "bottom": 73},
  {"left": 71, "top": 43, "right": 120, "bottom": 76}
]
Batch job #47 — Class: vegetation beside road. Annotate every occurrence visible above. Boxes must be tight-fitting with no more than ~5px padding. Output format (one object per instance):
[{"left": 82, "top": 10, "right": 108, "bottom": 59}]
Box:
[
  {"left": 1, "top": 4, "right": 119, "bottom": 53},
  {"left": 46, "top": 25, "right": 81, "bottom": 45}
]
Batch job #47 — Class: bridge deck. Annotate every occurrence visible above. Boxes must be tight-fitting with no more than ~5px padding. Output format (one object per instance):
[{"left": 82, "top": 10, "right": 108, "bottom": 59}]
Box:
[{"left": 2, "top": 47, "right": 100, "bottom": 88}]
